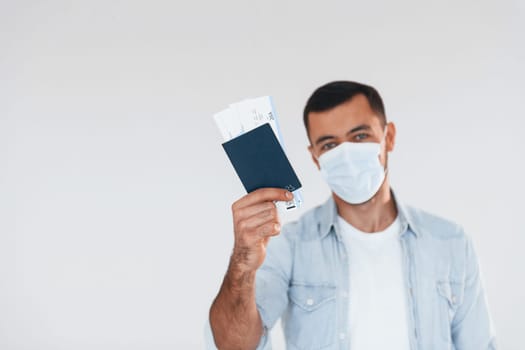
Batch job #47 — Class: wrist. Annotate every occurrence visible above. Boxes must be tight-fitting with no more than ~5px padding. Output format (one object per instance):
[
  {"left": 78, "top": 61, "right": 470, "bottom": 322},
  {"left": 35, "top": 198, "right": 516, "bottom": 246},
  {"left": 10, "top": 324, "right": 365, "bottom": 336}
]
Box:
[{"left": 226, "top": 255, "right": 257, "bottom": 292}]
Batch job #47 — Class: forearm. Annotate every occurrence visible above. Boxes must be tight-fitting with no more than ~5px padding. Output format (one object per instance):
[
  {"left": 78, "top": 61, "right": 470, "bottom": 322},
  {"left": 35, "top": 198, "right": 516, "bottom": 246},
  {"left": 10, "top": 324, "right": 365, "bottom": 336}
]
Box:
[
  {"left": 210, "top": 188, "right": 289, "bottom": 349},
  {"left": 209, "top": 261, "right": 263, "bottom": 350}
]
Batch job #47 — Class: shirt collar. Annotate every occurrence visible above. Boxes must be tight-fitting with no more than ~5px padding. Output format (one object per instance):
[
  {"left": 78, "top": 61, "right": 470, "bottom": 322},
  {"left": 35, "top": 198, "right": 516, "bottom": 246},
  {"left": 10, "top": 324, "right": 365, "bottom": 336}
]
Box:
[{"left": 317, "top": 189, "right": 421, "bottom": 240}]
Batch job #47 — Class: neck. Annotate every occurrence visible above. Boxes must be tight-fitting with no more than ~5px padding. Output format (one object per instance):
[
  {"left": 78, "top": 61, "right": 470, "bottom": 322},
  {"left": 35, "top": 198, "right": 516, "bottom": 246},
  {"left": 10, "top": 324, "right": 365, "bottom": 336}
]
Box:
[{"left": 334, "top": 179, "right": 397, "bottom": 233}]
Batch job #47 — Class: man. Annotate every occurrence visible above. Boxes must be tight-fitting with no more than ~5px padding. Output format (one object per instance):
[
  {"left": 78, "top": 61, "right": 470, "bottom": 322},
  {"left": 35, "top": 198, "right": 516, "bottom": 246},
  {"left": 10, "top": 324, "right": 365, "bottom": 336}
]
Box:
[{"left": 208, "top": 81, "right": 496, "bottom": 349}]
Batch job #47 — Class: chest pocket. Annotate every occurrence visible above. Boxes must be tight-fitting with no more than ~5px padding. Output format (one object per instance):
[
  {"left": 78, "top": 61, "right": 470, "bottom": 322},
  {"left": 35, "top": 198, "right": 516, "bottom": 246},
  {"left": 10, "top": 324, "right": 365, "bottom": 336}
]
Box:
[
  {"left": 286, "top": 283, "right": 337, "bottom": 349},
  {"left": 436, "top": 280, "right": 465, "bottom": 342}
]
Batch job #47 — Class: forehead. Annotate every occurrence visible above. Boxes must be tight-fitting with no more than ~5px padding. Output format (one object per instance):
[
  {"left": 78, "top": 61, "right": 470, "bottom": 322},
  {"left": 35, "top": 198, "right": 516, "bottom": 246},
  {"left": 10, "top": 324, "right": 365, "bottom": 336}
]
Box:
[{"left": 308, "top": 94, "right": 382, "bottom": 137}]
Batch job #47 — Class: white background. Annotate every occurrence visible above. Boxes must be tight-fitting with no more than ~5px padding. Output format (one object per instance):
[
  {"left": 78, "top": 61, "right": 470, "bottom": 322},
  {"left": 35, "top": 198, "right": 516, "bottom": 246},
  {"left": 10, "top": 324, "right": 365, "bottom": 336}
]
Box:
[{"left": 1, "top": 0, "right": 524, "bottom": 349}]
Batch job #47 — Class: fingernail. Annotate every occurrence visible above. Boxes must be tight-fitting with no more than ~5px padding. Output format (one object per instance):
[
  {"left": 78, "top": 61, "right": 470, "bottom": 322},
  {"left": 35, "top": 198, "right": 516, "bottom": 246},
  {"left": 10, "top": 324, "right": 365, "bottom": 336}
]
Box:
[
  {"left": 286, "top": 191, "right": 293, "bottom": 199},
  {"left": 274, "top": 223, "right": 281, "bottom": 231}
]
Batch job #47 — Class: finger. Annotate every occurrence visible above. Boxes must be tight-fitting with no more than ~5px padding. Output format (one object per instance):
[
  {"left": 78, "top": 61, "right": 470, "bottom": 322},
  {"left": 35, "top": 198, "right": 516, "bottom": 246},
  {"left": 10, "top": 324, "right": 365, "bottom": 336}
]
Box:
[
  {"left": 236, "top": 222, "right": 281, "bottom": 249},
  {"left": 234, "top": 201, "right": 276, "bottom": 222},
  {"left": 236, "top": 208, "right": 279, "bottom": 234},
  {"left": 233, "top": 188, "right": 293, "bottom": 210},
  {"left": 238, "top": 220, "right": 281, "bottom": 245},
  {"left": 255, "top": 221, "right": 281, "bottom": 238}
]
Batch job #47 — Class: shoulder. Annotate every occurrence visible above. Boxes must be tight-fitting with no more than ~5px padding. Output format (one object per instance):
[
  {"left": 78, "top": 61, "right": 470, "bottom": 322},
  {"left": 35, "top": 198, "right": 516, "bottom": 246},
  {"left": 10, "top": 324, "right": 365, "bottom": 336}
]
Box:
[
  {"left": 280, "top": 200, "right": 333, "bottom": 242},
  {"left": 404, "top": 205, "right": 468, "bottom": 242},
  {"left": 260, "top": 204, "right": 328, "bottom": 275}
]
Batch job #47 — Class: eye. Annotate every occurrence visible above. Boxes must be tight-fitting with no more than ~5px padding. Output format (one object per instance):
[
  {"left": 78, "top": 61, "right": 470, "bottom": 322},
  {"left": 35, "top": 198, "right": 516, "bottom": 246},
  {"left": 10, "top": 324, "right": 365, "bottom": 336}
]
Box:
[
  {"left": 321, "top": 142, "right": 338, "bottom": 151},
  {"left": 354, "top": 133, "right": 369, "bottom": 141}
]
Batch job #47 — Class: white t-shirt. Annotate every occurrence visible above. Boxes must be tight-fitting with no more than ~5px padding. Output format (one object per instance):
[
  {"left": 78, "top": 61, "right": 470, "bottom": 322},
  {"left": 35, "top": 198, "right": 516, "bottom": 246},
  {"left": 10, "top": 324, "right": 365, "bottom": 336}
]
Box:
[{"left": 337, "top": 215, "right": 411, "bottom": 350}]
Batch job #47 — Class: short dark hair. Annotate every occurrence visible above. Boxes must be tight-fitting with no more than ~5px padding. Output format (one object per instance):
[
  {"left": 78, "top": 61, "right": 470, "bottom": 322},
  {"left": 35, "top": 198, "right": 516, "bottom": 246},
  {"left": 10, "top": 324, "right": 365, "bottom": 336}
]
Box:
[{"left": 303, "top": 81, "right": 386, "bottom": 137}]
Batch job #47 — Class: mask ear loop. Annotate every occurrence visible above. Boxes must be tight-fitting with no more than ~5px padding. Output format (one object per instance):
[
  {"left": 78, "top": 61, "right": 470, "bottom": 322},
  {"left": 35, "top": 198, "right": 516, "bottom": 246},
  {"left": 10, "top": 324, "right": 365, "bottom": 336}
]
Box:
[{"left": 381, "top": 125, "right": 389, "bottom": 176}]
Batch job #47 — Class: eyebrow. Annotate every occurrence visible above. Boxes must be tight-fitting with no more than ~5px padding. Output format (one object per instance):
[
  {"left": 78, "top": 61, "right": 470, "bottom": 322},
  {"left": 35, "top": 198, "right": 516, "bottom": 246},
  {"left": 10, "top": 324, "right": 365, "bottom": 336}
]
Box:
[{"left": 314, "top": 124, "right": 371, "bottom": 146}]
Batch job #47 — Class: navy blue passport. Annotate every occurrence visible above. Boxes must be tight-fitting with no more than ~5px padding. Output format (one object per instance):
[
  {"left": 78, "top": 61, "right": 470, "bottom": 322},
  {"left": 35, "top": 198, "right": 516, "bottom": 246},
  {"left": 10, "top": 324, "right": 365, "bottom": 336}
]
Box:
[{"left": 222, "top": 123, "right": 302, "bottom": 193}]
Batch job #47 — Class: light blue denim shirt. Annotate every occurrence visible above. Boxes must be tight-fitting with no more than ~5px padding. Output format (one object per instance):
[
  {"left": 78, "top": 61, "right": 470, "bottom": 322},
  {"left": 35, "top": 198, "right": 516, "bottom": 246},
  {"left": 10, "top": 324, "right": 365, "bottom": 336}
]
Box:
[{"left": 252, "top": 193, "right": 497, "bottom": 350}]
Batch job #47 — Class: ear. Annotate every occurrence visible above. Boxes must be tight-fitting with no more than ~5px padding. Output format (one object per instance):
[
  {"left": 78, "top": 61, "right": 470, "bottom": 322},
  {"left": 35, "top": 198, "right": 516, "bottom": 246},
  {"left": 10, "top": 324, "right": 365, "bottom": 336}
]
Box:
[
  {"left": 386, "top": 122, "right": 396, "bottom": 152},
  {"left": 308, "top": 144, "right": 320, "bottom": 170}
]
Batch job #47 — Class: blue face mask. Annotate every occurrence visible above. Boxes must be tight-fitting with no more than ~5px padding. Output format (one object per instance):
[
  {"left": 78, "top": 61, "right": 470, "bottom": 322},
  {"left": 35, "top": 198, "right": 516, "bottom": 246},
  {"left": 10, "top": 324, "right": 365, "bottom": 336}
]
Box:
[{"left": 317, "top": 129, "right": 388, "bottom": 204}]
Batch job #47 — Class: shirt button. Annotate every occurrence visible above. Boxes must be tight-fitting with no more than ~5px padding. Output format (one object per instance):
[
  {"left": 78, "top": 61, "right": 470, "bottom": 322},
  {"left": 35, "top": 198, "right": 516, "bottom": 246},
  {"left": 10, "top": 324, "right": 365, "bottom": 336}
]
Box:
[
  {"left": 306, "top": 298, "right": 314, "bottom": 306},
  {"left": 451, "top": 295, "right": 457, "bottom": 304},
  {"left": 339, "top": 333, "right": 346, "bottom": 340}
]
